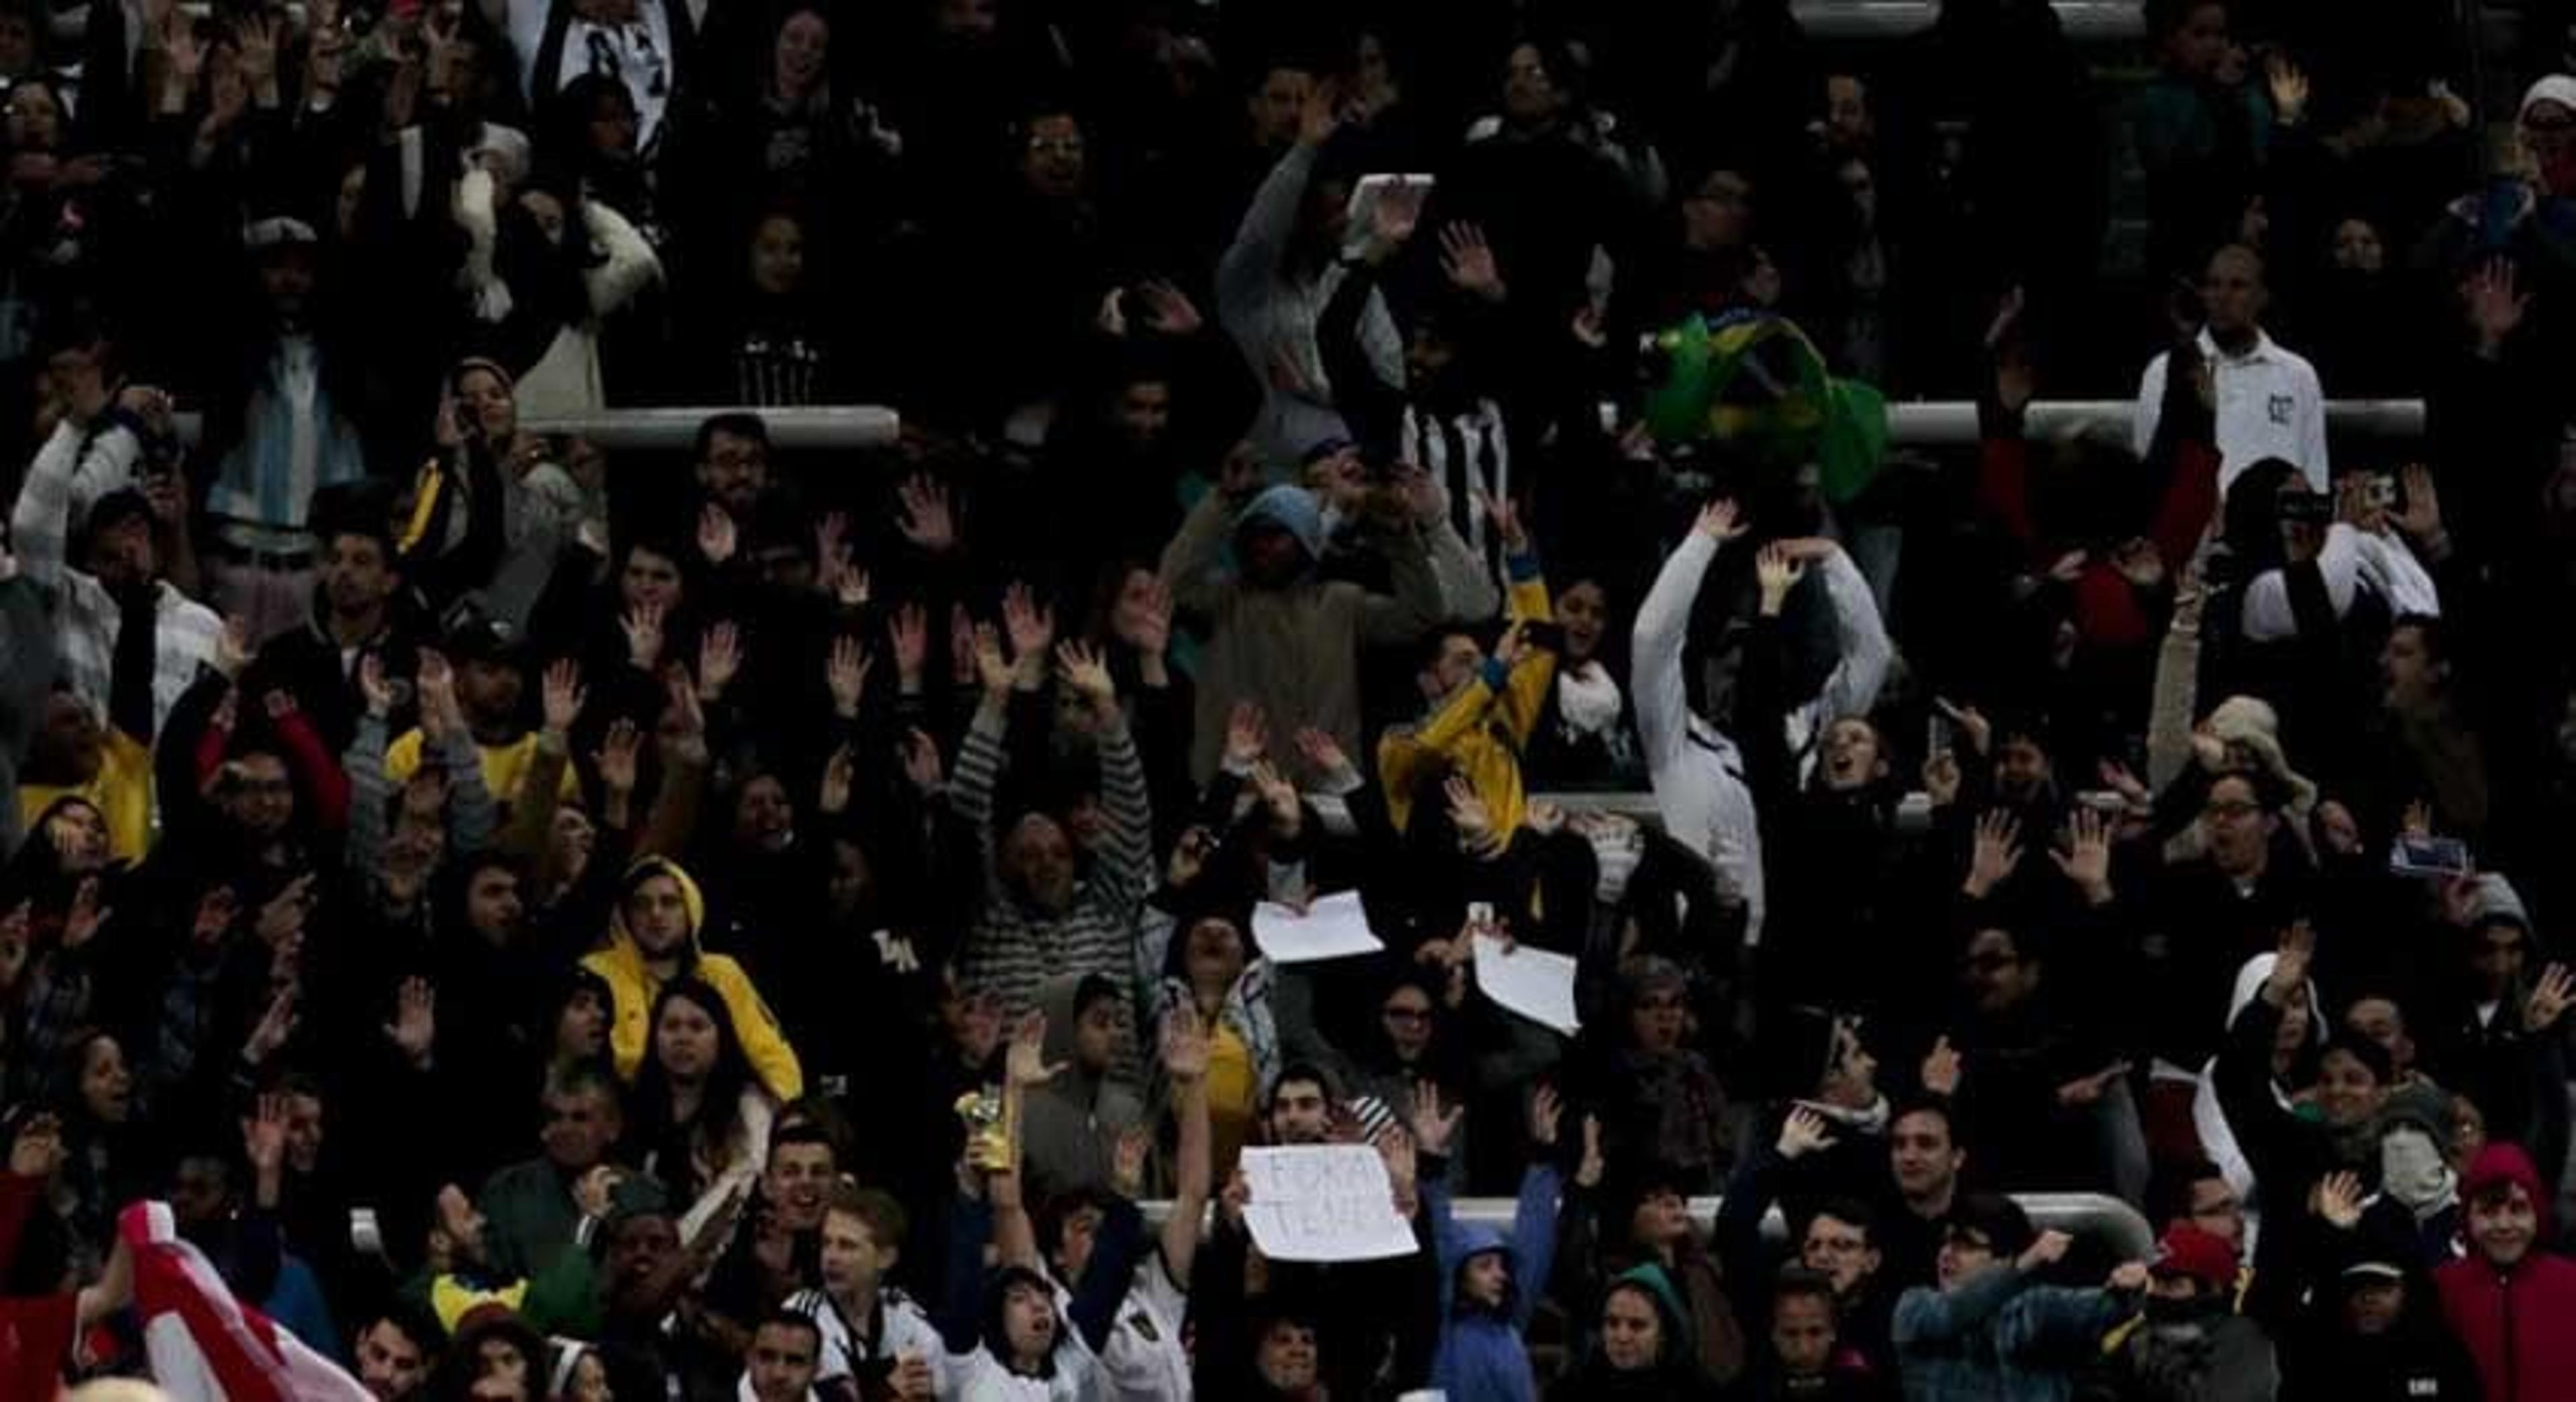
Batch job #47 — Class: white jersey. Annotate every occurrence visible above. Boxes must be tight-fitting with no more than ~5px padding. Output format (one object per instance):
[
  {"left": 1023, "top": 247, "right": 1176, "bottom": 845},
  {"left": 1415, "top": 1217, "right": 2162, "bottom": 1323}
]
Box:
[
  {"left": 1097, "top": 1252, "right": 1191, "bottom": 1402},
  {"left": 950, "top": 1277, "right": 1102, "bottom": 1402},
  {"left": 786, "top": 1286, "right": 949, "bottom": 1397}
]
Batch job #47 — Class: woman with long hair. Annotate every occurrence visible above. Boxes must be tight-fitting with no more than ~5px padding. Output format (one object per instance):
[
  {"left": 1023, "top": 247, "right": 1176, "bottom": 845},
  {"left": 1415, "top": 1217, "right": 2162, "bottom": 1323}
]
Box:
[{"left": 627, "top": 976, "right": 774, "bottom": 1243}]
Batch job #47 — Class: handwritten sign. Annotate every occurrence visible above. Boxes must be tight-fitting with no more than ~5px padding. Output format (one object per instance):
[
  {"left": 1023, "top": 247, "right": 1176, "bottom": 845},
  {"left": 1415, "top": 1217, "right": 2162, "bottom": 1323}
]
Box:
[
  {"left": 1238, "top": 1145, "right": 1420, "bottom": 1262},
  {"left": 1472, "top": 936, "right": 1581, "bottom": 1034},
  {"left": 1250, "top": 891, "right": 1385, "bottom": 964}
]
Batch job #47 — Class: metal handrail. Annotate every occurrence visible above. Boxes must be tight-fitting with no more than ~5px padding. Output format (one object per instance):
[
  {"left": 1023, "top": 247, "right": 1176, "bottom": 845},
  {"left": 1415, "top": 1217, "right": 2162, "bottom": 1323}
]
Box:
[
  {"left": 1140, "top": 1190, "right": 2156, "bottom": 1258},
  {"left": 1788, "top": 1, "right": 2148, "bottom": 41},
  {"left": 172, "top": 399, "right": 2424, "bottom": 453}
]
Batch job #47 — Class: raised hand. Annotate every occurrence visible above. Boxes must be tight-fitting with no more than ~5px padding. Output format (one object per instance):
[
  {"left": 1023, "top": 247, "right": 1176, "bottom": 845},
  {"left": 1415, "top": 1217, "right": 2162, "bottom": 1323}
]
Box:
[
  {"left": 696, "top": 621, "right": 742, "bottom": 702},
  {"left": 2394, "top": 464, "right": 2443, "bottom": 541},
  {"left": 1575, "top": 1114, "right": 1606, "bottom": 1187},
  {"left": 1292, "top": 726, "right": 1352, "bottom": 783},
  {"left": 1778, "top": 1104, "right": 1837, "bottom": 1160},
  {"left": 1529, "top": 1084, "right": 1564, "bottom": 1148},
  {"left": 592, "top": 718, "right": 642, "bottom": 796},
  {"left": 382, "top": 975, "right": 436, "bottom": 1065},
  {"left": 1112, "top": 1125, "right": 1153, "bottom": 1197},
  {"left": 542, "top": 659, "right": 584, "bottom": 736},
  {"left": 818, "top": 746, "right": 855, "bottom": 816},
  {"left": 657, "top": 665, "right": 708, "bottom": 761},
  {"left": 696, "top": 502, "right": 737, "bottom": 566},
  {"left": 1053, "top": 639, "right": 1117, "bottom": 713},
  {"left": 897, "top": 476, "right": 957, "bottom": 553},
  {"left": 971, "top": 623, "right": 1012, "bottom": 698},
  {"left": 215, "top": 615, "right": 253, "bottom": 679},
  {"left": 242, "top": 1093, "right": 288, "bottom": 1175},
  {"left": 2465, "top": 257, "right": 2528, "bottom": 353},
  {"left": 1366, "top": 177, "right": 1426, "bottom": 254},
  {"left": 255, "top": 874, "right": 315, "bottom": 949},
  {"left": 1756, "top": 543, "right": 1807, "bottom": 615},
  {"left": 620, "top": 600, "right": 666, "bottom": 669},
  {"left": 1006, "top": 1012, "right": 1067, "bottom": 1087},
  {"left": 1112, "top": 578, "right": 1173, "bottom": 659},
  {"left": 2524, "top": 963, "right": 2574, "bottom": 1033},
  {"left": 2267, "top": 920, "right": 2316, "bottom": 1007},
  {"left": 1161, "top": 1004, "right": 1211, "bottom": 1083},
  {"left": 890, "top": 603, "right": 929, "bottom": 689},
  {"left": 1001, "top": 583, "right": 1054, "bottom": 662},
  {"left": 1408, "top": 1082, "right": 1462, "bottom": 1159},
  {"left": 827, "top": 635, "right": 871, "bottom": 718},
  {"left": 2106, "top": 1260, "right": 2154, "bottom": 1293},
  {"left": 1224, "top": 701, "right": 1269, "bottom": 769},
  {"left": 2051, "top": 807, "right": 2114, "bottom": 903},
  {"left": 1921, "top": 1036, "right": 1963, "bottom": 1097},
  {"left": 2263, "top": 51, "right": 2308, "bottom": 124},
  {"left": 1248, "top": 761, "right": 1301, "bottom": 833},
  {"left": 1695, "top": 497, "right": 1748, "bottom": 543},
  {"left": 2312, "top": 1169, "right": 2365, "bottom": 1230},
  {"left": 1964, "top": 812, "right": 2024, "bottom": 898},
  {"left": 1445, "top": 775, "right": 1498, "bottom": 856},
  {"left": 1439, "top": 223, "right": 1506, "bottom": 303}
]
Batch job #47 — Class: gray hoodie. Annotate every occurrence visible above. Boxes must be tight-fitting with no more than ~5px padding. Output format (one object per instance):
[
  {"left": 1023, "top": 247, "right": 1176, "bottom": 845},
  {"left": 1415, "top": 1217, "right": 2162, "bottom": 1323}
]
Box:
[{"left": 1020, "top": 973, "right": 1147, "bottom": 1203}]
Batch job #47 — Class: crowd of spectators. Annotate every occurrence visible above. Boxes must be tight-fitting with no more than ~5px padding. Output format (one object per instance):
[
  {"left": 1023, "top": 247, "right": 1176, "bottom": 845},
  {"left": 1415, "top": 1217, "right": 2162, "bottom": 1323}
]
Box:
[{"left": 0, "top": 0, "right": 2573, "bottom": 1396}]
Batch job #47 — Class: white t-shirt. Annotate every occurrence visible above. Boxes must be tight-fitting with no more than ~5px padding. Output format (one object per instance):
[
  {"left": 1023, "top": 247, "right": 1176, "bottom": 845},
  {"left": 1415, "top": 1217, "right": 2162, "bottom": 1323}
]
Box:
[
  {"left": 949, "top": 1278, "right": 1102, "bottom": 1402},
  {"left": 2133, "top": 328, "right": 2330, "bottom": 497},
  {"left": 1097, "top": 1252, "right": 1190, "bottom": 1402}
]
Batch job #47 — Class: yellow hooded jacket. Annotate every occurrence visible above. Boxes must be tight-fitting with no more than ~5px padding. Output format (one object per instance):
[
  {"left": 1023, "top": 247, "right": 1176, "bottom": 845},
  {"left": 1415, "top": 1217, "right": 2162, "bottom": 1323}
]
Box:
[
  {"left": 1378, "top": 561, "right": 1556, "bottom": 836},
  {"left": 581, "top": 856, "right": 805, "bottom": 1103}
]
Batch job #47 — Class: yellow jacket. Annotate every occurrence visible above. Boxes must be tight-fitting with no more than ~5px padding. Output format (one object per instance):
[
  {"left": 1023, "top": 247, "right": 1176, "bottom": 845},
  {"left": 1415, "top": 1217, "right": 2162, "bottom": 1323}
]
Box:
[
  {"left": 1379, "top": 562, "right": 1556, "bottom": 836},
  {"left": 21, "top": 729, "right": 153, "bottom": 863},
  {"left": 386, "top": 728, "right": 579, "bottom": 806},
  {"left": 582, "top": 856, "right": 805, "bottom": 1103}
]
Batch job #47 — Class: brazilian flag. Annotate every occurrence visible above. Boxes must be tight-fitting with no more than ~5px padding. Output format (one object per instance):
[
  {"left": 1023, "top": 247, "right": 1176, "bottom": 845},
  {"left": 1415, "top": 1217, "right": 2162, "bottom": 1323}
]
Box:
[{"left": 1642, "top": 310, "right": 1888, "bottom": 504}]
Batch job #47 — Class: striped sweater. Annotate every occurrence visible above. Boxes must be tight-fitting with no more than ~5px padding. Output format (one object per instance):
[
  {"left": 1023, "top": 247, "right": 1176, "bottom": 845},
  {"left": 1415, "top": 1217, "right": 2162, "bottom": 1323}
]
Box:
[{"left": 953, "top": 701, "right": 1156, "bottom": 1083}]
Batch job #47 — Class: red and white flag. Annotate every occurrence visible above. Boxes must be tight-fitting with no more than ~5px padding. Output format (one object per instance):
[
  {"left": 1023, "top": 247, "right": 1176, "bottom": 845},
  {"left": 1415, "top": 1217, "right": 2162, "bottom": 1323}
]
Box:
[{"left": 117, "top": 1201, "right": 373, "bottom": 1402}]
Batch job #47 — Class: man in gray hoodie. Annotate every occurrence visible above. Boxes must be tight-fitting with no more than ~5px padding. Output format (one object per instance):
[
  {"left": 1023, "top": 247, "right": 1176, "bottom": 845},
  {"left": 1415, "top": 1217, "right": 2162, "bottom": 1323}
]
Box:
[{"left": 1020, "top": 973, "right": 1146, "bottom": 1203}]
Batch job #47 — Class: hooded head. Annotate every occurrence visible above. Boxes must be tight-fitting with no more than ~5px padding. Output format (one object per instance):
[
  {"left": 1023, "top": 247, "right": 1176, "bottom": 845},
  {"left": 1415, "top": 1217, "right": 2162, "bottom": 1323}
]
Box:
[
  {"left": 1595, "top": 1262, "right": 1696, "bottom": 1375},
  {"left": 1235, "top": 485, "right": 1326, "bottom": 588},
  {"left": 2461, "top": 1142, "right": 2550, "bottom": 1270},
  {"left": 1448, "top": 1219, "right": 1519, "bottom": 1317},
  {"left": 612, "top": 857, "right": 704, "bottom": 969}
]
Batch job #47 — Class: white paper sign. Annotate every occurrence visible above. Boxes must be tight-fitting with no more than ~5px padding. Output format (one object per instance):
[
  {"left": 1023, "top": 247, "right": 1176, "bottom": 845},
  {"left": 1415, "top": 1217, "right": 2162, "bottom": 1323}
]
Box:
[
  {"left": 1472, "top": 936, "right": 1581, "bottom": 1034},
  {"left": 1239, "top": 1145, "right": 1420, "bottom": 1262},
  {"left": 1250, "top": 890, "right": 1385, "bottom": 964}
]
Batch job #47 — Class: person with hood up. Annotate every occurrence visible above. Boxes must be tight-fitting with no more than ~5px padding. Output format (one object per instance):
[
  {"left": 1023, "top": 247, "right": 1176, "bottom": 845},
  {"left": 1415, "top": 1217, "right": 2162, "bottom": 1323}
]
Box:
[
  {"left": 2200, "top": 930, "right": 2393, "bottom": 1231},
  {"left": 1412, "top": 1080, "right": 1563, "bottom": 1402},
  {"left": 2268, "top": 1169, "right": 2483, "bottom": 1402},
  {"left": 1159, "top": 473, "right": 1441, "bottom": 784},
  {"left": 2432, "top": 1142, "right": 2576, "bottom": 1402},
  {"left": 2100, "top": 1220, "right": 2276, "bottom": 1402},
  {"left": 1548, "top": 1262, "right": 1718, "bottom": 1401},
  {"left": 1019, "top": 973, "right": 1145, "bottom": 1203},
  {"left": 580, "top": 855, "right": 804, "bottom": 1103}
]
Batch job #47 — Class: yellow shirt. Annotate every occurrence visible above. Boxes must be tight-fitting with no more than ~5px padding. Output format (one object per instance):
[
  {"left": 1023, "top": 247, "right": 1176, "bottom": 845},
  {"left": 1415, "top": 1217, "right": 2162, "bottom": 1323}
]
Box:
[
  {"left": 385, "top": 728, "right": 578, "bottom": 806},
  {"left": 21, "top": 729, "right": 154, "bottom": 862}
]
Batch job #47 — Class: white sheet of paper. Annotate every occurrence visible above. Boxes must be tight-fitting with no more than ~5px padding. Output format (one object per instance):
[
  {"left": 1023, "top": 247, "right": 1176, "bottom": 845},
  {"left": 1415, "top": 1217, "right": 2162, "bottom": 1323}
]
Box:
[
  {"left": 1239, "top": 1144, "right": 1420, "bottom": 1262},
  {"left": 1250, "top": 891, "right": 1385, "bottom": 964},
  {"left": 1472, "top": 935, "right": 1581, "bottom": 1034}
]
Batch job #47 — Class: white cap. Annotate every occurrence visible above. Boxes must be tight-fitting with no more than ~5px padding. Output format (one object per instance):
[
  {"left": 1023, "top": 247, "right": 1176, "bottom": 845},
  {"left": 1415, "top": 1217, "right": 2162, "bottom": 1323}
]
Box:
[{"left": 2520, "top": 74, "right": 2576, "bottom": 123}]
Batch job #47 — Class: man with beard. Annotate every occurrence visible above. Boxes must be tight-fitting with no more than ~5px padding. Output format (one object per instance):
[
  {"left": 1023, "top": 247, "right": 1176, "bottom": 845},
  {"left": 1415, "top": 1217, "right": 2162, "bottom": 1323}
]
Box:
[{"left": 246, "top": 515, "right": 421, "bottom": 756}]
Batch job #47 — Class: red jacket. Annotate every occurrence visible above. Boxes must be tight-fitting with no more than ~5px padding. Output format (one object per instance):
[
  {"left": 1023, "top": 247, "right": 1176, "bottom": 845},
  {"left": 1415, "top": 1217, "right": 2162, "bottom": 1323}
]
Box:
[{"left": 2435, "top": 1144, "right": 2576, "bottom": 1402}]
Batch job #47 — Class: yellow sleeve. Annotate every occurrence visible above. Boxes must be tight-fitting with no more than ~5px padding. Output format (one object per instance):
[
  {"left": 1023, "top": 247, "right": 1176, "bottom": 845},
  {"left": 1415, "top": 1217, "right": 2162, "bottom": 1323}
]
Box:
[
  {"left": 1498, "top": 569, "right": 1558, "bottom": 743},
  {"left": 1377, "top": 678, "right": 1497, "bottom": 834},
  {"left": 101, "top": 731, "right": 156, "bottom": 861},
  {"left": 709, "top": 957, "right": 806, "bottom": 1103}
]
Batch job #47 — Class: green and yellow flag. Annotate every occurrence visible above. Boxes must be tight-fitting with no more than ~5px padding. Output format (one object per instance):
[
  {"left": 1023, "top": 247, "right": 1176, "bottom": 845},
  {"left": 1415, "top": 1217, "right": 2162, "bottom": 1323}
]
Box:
[{"left": 1642, "top": 311, "right": 1888, "bottom": 504}]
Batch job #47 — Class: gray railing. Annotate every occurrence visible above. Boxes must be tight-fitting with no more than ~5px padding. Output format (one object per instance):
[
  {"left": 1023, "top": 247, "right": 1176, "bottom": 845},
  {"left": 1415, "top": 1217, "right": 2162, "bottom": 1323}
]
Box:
[{"left": 1141, "top": 1190, "right": 2155, "bottom": 1258}]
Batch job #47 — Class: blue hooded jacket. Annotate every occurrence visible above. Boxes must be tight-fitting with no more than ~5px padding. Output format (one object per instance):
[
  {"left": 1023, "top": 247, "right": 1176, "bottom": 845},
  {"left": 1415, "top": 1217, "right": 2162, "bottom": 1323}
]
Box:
[
  {"left": 1236, "top": 484, "right": 1328, "bottom": 563},
  {"left": 1426, "top": 1161, "right": 1560, "bottom": 1402}
]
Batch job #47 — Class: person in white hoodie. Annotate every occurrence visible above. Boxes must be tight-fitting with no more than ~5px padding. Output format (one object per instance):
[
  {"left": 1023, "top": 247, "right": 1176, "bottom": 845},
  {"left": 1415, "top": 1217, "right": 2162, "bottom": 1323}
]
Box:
[{"left": 1630, "top": 499, "right": 1891, "bottom": 945}]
